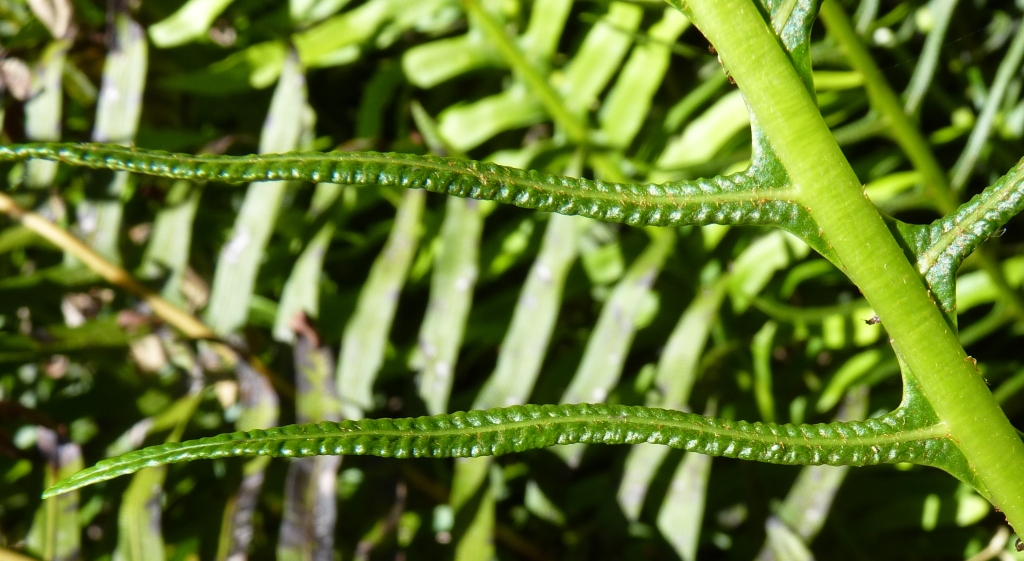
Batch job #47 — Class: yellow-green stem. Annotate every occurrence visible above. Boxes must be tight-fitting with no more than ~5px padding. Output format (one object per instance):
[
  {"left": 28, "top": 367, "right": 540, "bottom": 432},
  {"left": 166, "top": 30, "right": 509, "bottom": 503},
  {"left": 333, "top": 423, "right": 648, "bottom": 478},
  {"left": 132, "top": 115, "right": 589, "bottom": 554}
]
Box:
[
  {"left": 683, "top": 0, "right": 1024, "bottom": 532},
  {"left": 818, "top": 0, "right": 1024, "bottom": 328}
]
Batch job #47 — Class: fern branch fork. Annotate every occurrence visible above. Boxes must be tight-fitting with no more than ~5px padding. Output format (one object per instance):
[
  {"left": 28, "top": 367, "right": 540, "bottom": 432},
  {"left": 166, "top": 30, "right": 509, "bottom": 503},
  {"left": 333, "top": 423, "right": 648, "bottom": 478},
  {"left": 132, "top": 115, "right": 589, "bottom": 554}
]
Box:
[{"left": 681, "top": 0, "right": 1024, "bottom": 532}]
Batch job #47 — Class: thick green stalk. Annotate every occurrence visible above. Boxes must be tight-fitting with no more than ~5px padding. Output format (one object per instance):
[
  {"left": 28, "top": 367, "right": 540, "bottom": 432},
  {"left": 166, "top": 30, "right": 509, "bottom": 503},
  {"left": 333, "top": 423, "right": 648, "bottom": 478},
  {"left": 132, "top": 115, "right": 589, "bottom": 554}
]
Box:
[
  {"left": 818, "top": 0, "right": 1024, "bottom": 328},
  {"left": 684, "top": 0, "right": 1024, "bottom": 531}
]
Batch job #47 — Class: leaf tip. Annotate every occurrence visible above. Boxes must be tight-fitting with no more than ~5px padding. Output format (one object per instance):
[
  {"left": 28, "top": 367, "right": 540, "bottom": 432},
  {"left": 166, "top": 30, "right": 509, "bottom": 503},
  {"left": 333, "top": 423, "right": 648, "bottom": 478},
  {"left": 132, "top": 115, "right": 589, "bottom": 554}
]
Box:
[{"left": 41, "top": 484, "right": 67, "bottom": 499}]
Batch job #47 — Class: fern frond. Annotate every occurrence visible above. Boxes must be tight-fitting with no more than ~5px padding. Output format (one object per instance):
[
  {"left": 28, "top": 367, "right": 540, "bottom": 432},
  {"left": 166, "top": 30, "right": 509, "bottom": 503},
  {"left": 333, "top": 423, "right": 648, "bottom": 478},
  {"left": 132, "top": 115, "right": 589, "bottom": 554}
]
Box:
[
  {"left": 1, "top": 143, "right": 802, "bottom": 229},
  {"left": 44, "top": 402, "right": 970, "bottom": 498}
]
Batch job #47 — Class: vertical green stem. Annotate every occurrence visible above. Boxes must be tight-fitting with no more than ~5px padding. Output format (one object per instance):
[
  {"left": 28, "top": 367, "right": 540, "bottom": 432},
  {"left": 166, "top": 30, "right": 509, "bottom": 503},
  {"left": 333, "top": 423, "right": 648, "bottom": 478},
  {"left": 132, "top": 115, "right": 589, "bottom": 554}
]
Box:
[
  {"left": 819, "top": 0, "right": 1024, "bottom": 327},
  {"left": 683, "top": 0, "right": 1024, "bottom": 532}
]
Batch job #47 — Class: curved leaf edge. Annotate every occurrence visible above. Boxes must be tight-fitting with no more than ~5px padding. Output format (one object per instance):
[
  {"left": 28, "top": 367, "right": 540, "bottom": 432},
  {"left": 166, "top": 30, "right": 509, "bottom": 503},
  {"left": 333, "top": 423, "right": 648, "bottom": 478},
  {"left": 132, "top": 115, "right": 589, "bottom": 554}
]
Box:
[
  {"left": 44, "top": 402, "right": 970, "bottom": 499},
  {"left": 1, "top": 142, "right": 803, "bottom": 227},
  {"left": 885, "top": 156, "right": 1024, "bottom": 316},
  {"left": 0, "top": 141, "right": 844, "bottom": 259}
]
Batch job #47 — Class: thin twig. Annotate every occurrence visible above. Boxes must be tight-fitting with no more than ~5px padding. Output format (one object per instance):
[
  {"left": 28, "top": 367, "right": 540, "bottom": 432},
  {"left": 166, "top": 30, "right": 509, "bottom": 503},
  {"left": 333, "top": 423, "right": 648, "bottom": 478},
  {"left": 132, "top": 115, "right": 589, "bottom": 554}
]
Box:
[
  {"left": 0, "top": 191, "right": 295, "bottom": 398},
  {"left": 0, "top": 191, "right": 213, "bottom": 339}
]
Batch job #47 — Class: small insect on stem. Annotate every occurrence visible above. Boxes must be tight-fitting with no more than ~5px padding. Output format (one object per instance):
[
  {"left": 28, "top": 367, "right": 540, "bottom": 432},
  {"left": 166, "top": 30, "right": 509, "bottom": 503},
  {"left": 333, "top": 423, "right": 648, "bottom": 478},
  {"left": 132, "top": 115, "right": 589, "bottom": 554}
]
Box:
[
  {"left": 964, "top": 356, "right": 989, "bottom": 384},
  {"left": 1016, "top": 537, "right": 1023, "bottom": 552},
  {"left": 707, "top": 46, "right": 736, "bottom": 85},
  {"left": 864, "top": 315, "right": 881, "bottom": 325}
]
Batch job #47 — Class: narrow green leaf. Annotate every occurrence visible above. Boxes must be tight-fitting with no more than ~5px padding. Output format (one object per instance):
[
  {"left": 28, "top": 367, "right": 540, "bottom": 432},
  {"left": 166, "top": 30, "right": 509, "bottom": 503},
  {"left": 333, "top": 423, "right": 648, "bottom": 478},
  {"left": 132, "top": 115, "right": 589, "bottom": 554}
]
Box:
[
  {"left": 438, "top": 86, "right": 547, "bottom": 152},
  {"left": 617, "top": 271, "right": 726, "bottom": 522},
  {"left": 92, "top": 15, "right": 147, "bottom": 145},
  {"left": 204, "top": 52, "right": 310, "bottom": 335},
  {"left": 337, "top": 188, "right": 425, "bottom": 420},
  {"left": 216, "top": 359, "right": 280, "bottom": 560},
  {"left": 355, "top": 62, "right": 406, "bottom": 140},
  {"left": 412, "top": 196, "right": 484, "bottom": 415},
  {"left": 657, "top": 443, "right": 712, "bottom": 561},
  {"left": 294, "top": 0, "right": 456, "bottom": 69},
  {"left": 599, "top": 8, "right": 691, "bottom": 147},
  {"left": 278, "top": 324, "right": 342, "bottom": 561},
  {"left": 113, "top": 392, "right": 201, "bottom": 561},
  {"left": 26, "top": 428, "right": 82, "bottom": 561},
  {"left": 451, "top": 457, "right": 495, "bottom": 561},
  {"left": 0, "top": 144, "right": 808, "bottom": 232},
  {"left": 272, "top": 182, "right": 344, "bottom": 343},
  {"left": 619, "top": 444, "right": 675, "bottom": 524},
  {"left": 401, "top": 15, "right": 497, "bottom": 88},
  {"left": 955, "top": 256, "right": 1024, "bottom": 313},
  {"left": 139, "top": 180, "right": 203, "bottom": 307},
  {"left": 559, "top": 229, "right": 675, "bottom": 407},
  {"left": 21, "top": 41, "right": 69, "bottom": 188},
  {"left": 902, "top": 0, "right": 958, "bottom": 116},
  {"left": 816, "top": 349, "right": 887, "bottom": 413},
  {"left": 523, "top": 480, "right": 565, "bottom": 526},
  {"left": 517, "top": 0, "right": 573, "bottom": 66},
  {"left": 900, "top": 157, "right": 1024, "bottom": 315},
  {"left": 653, "top": 90, "right": 750, "bottom": 178},
  {"left": 44, "top": 402, "right": 972, "bottom": 499},
  {"left": 654, "top": 273, "right": 727, "bottom": 411},
  {"left": 762, "top": 517, "right": 814, "bottom": 561},
  {"left": 77, "top": 13, "right": 147, "bottom": 263},
  {"left": 473, "top": 213, "right": 590, "bottom": 410},
  {"left": 729, "top": 231, "right": 810, "bottom": 313},
  {"left": 752, "top": 296, "right": 875, "bottom": 331},
  {"left": 752, "top": 321, "right": 779, "bottom": 423},
  {"left": 995, "top": 366, "right": 1024, "bottom": 406},
  {"left": 407, "top": 103, "right": 485, "bottom": 415},
  {"left": 663, "top": 73, "right": 730, "bottom": 136},
  {"left": 559, "top": 2, "right": 643, "bottom": 116},
  {"left": 556, "top": 228, "right": 674, "bottom": 465},
  {"left": 148, "top": 0, "right": 236, "bottom": 48},
  {"left": 113, "top": 464, "right": 165, "bottom": 561}
]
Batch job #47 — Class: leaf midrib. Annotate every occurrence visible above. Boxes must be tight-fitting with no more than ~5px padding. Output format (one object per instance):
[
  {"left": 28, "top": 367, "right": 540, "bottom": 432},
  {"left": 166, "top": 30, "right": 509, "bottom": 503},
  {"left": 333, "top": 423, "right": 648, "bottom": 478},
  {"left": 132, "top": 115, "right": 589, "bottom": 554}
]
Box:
[
  {"left": 171, "top": 410, "right": 947, "bottom": 451},
  {"left": 2, "top": 143, "right": 803, "bottom": 213}
]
